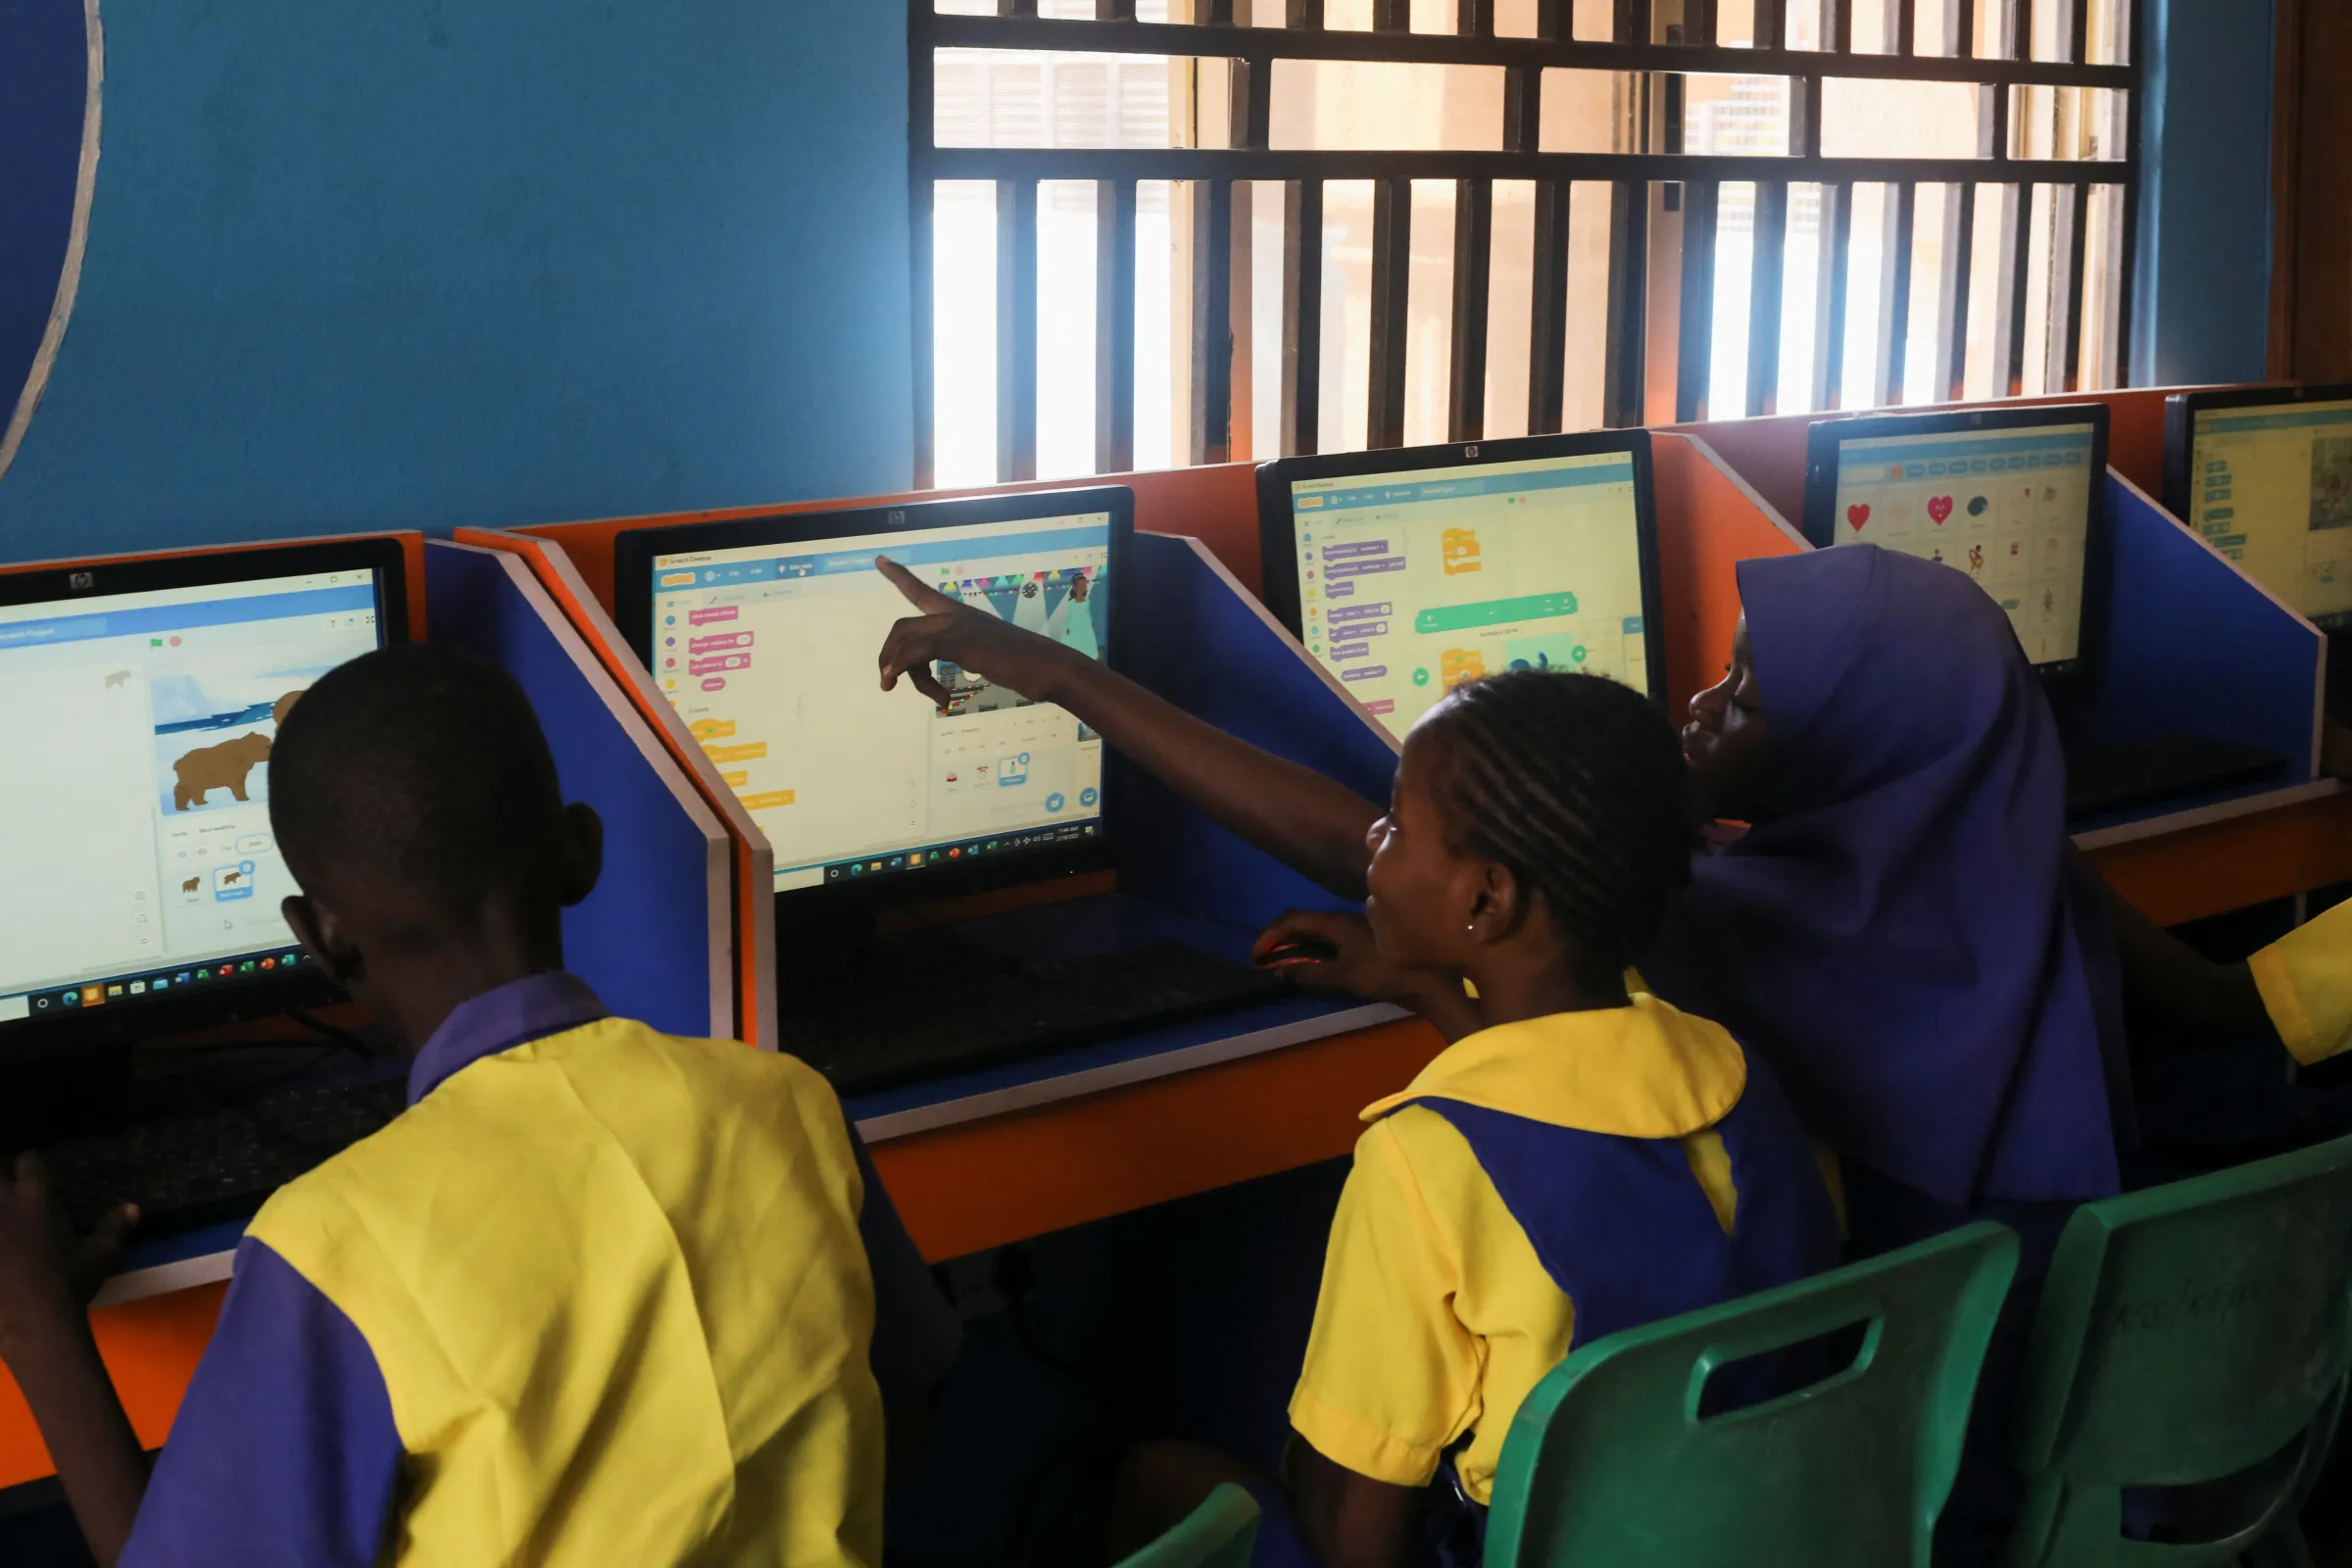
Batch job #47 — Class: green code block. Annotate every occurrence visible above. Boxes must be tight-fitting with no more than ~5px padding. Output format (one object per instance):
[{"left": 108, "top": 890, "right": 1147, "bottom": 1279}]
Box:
[{"left": 1413, "top": 591, "right": 1579, "bottom": 634}]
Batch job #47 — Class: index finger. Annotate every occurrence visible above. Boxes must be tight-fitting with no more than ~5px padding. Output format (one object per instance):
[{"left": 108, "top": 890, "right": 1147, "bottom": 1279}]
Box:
[{"left": 875, "top": 557, "right": 960, "bottom": 614}]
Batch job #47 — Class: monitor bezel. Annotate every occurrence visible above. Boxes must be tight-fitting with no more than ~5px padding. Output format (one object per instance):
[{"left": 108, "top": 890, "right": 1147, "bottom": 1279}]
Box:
[
  {"left": 612, "top": 486, "right": 1135, "bottom": 921},
  {"left": 0, "top": 536, "right": 411, "bottom": 1056},
  {"left": 2164, "top": 382, "right": 2352, "bottom": 634},
  {"left": 1800, "top": 403, "right": 2113, "bottom": 687},
  {"left": 1253, "top": 429, "right": 1668, "bottom": 710}
]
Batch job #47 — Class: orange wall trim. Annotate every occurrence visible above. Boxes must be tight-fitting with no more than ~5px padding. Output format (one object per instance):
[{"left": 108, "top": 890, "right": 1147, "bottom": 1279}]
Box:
[
  {"left": 2084, "top": 792, "right": 2352, "bottom": 928},
  {"left": 0, "top": 1282, "right": 226, "bottom": 1491}
]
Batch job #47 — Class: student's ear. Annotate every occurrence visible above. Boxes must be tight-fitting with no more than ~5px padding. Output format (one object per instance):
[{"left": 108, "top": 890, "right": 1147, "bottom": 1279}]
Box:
[
  {"left": 557, "top": 803, "right": 604, "bottom": 908},
  {"left": 282, "top": 894, "right": 363, "bottom": 990},
  {"left": 1467, "top": 860, "right": 1524, "bottom": 941}
]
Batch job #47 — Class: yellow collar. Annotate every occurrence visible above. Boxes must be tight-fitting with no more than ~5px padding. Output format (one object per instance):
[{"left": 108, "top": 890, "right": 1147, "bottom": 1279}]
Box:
[{"left": 1362, "top": 993, "right": 1747, "bottom": 1140}]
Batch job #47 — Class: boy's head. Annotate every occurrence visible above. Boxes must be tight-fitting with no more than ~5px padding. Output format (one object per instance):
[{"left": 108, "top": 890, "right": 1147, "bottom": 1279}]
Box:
[
  {"left": 268, "top": 644, "right": 601, "bottom": 1036},
  {"left": 1364, "top": 669, "right": 1695, "bottom": 986}
]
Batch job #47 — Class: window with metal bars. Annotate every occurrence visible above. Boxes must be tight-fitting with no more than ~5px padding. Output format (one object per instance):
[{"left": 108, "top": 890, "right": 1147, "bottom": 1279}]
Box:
[{"left": 910, "top": 0, "right": 2136, "bottom": 489}]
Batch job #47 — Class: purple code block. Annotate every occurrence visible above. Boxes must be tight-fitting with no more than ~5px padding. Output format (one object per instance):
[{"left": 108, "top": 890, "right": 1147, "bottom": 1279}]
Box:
[
  {"left": 1328, "top": 641, "right": 1369, "bottom": 660},
  {"left": 1326, "top": 582, "right": 1354, "bottom": 599},
  {"left": 1319, "top": 540, "right": 1392, "bottom": 562},
  {"left": 1326, "top": 602, "right": 1392, "bottom": 624},
  {"left": 1340, "top": 665, "right": 1389, "bottom": 683},
  {"left": 1325, "top": 557, "right": 1406, "bottom": 581}
]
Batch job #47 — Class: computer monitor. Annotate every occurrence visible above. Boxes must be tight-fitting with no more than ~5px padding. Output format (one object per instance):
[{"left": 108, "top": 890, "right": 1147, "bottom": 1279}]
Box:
[
  {"left": 2164, "top": 383, "right": 2352, "bottom": 632},
  {"left": 1801, "top": 404, "right": 2110, "bottom": 677},
  {"left": 0, "top": 539, "right": 409, "bottom": 1050},
  {"left": 612, "top": 488, "right": 1132, "bottom": 917},
  {"left": 1254, "top": 431, "right": 1664, "bottom": 741}
]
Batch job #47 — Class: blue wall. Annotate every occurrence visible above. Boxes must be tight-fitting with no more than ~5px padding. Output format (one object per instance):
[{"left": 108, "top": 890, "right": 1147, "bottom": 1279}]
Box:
[
  {"left": 0, "top": 0, "right": 912, "bottom": 564},
  {"left": 2132, "top": 0, "right": 2277, "bottom": 387}
]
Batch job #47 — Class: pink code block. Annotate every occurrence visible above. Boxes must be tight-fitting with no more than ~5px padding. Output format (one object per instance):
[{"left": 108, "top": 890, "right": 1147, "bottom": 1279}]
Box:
[
  {"left": 689, "top": 630, "right": 753, "bottom": 655},
  {"left": 687, "top": 607, "right": 740, "bottom": 625},
  {"left": 701, "top": 677, "right": 726, "bottom": 692},
  {"left": 688, "top": 654, "right": 750, "bottom": 676},
  {"left": 1363, "top": 699, "right": 1396, "bottom": 716}
]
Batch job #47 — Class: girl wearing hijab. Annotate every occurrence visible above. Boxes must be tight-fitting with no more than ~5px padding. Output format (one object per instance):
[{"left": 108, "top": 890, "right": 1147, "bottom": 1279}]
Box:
[{"left": 1649, "top": 543, "right": 2129, "bottom": 1248}]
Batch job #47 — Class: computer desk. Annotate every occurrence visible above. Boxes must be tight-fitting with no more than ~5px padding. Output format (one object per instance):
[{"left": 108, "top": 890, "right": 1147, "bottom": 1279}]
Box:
[{"left": 5, "top": 441, "right": 2348, "bottom": 1491}]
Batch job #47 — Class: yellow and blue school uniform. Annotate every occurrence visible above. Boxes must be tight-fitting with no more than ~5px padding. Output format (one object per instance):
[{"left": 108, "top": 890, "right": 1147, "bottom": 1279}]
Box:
[
  {"left": 1287, "top": 993, "right": 1837, "bottom": 1522},
  {"left": 2252, "top": 898, "right": 2352, "bottom": 1067},
  {"left": 121, "top": 973, "right": 909, "bottom": 1568}
]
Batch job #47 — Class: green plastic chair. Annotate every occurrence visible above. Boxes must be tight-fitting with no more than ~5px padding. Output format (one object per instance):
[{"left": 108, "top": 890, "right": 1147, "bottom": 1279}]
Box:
[
  {"left": 2002, "top": 1135, "right": 2352, "bottom": 1567},
  {"left": 1113, "top": 1482, "right": 1260, "bottom": 1568},
  {"left": 1483, "top": 1220, "right": 2020, "bottom": 1567}
]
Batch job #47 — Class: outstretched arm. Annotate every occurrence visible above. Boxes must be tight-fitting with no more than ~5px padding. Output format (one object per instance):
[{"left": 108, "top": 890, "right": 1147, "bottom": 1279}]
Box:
[
  {"left": 874, "top": 556, "right": 1383, "bottom": 899},
  {"left": 2100, "top": 877, "right": 2278, "bottom": 1052}
]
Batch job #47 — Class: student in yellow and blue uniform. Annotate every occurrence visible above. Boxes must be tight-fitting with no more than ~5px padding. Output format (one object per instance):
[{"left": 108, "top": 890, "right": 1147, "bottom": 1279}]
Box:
[
  {"left": 2249, "top": 897, "right": 2352, "bottom": 1068},
  {"left": 0, "top": 644, "right": 955, "bottom": 1568},
  {"left": 878, "top": 590, "right": 1838, "bottom": 1564}
]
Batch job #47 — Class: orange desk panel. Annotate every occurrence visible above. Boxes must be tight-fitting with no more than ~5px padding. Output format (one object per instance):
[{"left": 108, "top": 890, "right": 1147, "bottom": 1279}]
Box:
[
  {"left": 871, "top": 1016, "right": 1448, "bottom": 1264},
  {"left": 0, "top": 1282, "right": 226, "bottom": 1492},
  {"left": 2085, "top": 791, "right": 2352, "bottom": 928}
]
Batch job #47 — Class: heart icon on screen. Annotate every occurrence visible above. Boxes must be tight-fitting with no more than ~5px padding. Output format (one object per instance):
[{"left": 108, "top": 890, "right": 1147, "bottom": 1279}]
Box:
[
  {"left": 1928, "top": 495, "right": 1955, "bottom": 523},
  {"left": 1846, "top": 504, "right": 1870, "bottom": 532}
]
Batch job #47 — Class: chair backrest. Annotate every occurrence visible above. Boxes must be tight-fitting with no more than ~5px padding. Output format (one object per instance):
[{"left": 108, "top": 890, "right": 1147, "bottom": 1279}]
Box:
[
  {"left": 2003, "top": 1134, "right": 2352, "bottom": 1567},
  {"left": 1483, "top": 1221, "right": 2019, "bottom": 1568},
  {"left": 1114, "top": 1483, "right": 1260, "bottom": 1568}
]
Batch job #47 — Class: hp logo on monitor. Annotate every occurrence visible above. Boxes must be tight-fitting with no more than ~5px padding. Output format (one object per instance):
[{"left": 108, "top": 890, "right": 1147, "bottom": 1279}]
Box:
[
  {"left": 889, "top": 510, "right": 906, "bottom": 527},
  {"left": 69, "top": 571, "right": 94, "bottom": 591},
  {"left": 1464, "top": 444, "right": 1480, "bottom": 460}
]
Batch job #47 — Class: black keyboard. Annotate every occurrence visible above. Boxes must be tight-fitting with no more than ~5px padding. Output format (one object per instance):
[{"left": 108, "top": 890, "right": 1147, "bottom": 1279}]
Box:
[
  {"left": 42, "top": 1077, "right": 409, "bottom": 1239},
  {"left": 2064, "top": 735, "right": 2286, "bottom": 818},
  {"left": 781, "top": 939, "right": 1294, "bottom": 1096}
]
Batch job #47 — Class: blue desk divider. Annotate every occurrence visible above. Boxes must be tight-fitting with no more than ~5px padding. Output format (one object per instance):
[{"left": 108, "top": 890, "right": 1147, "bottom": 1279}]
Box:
[
  {"left": 2082, "top": 473, "right": 2323, "bottom": 801},
  {"left": 424, "top": 542, "right": 733, "bottom": 1039},
  {"left": 1117, "top": 534, "right": 1399, "bottom": 931}
]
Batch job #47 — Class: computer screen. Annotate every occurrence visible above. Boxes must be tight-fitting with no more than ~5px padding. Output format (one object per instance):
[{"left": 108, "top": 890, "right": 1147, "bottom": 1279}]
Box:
[
  {"left": 1264, "top": 442, "right": 1655, "bottom": 740},
  {"left": 1823, "top": 416, "right": 2099, "bottom": 668},
  {"left": 2180, "top": 394, "right": 2352, "bottom": 630},
  {"left": 0, "top": 561, "right": 393, "bottom": 1029},
  {"left": 639, "top": 502, "right": 1118, "bottom": 897}
]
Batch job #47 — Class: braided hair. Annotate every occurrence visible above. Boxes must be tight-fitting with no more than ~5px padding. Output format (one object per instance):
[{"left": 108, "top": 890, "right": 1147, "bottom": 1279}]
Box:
[{"left": 1416, "top": 668, "right": 1697, "bottom": 975}]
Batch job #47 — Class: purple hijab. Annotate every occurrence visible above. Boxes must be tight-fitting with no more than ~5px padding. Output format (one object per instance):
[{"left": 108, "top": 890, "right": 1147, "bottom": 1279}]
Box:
[{"left": 1641, "top": 545, "right": 2122, "bottom": 1211}]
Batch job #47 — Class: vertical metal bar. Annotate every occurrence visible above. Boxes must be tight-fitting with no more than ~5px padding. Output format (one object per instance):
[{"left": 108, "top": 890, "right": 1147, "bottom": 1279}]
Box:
[
  {"left": 997, "top": 178, "right": 1039, "bottom": 482},
  {"left": 1936, "top": 181, "right": 1976, "bottom": 401},
  {"left": 1895, "top": 0, "right": 1916, "bottom": 54},
  {"left": 2052, "top": 180, "right": 2088, "bottom": 391},
  {"left": 1200, "top": 0, "right": 1236, "bottom": 22},
  {"left": 2067, "top": 0, "right": 2088, "bottom": 59},
  {"left": 1675, "top": 179, "right": 1718, "bottom": 422},
  {"left": 1190, "top": 179, "right": 1235, "bottom": 465},
  {"left": 1997, "top": 183, "right": 2032, "bottom": 395},
  {"left": 1830, "top": 0, "right": 1853, "bottom": 52},
  {"left": 1097, "top": 0, "right": 1137, "bottom": 16},
  {"left": 1461, "top": 0, "right": 1497, "bottom": 33},
  {"left": 1451, "top": 179, "right": 1494, "bottom": 441},
  {"left": 1812, "top": 181, "right": 1853, "bottom": 410},
  {"left": 1994, "top": 0, "right": 2021, "bottom": 57},
  {"left": 1747, "top": 182, "right": 1788, "bottom": 416},
  {"left": 1367, "top": 176, "right": 1412, "bottom": 449},
  {"left": 1528, "top": 180, "right": 1572, "bottom": 433},
  {"left": 1239, "top": 58, "right": 1272, "bottom": 151},
  {"left": 1603, "top": 179, "right": 1649, "bottom": 426},
  {"left": 1282, "top": 179, "right": 1323, "bottom": 456},
  {"left": 1096, "top": 179, "right": 1138, "bottom": 474},
  {"left": 1287, "top": 0, "right": 1324, "bottom": 24},
  {"left": 1756, "top": 0, "right": 1788, "bottom": 49},
  {"left": 1950, "top": 0, "right": 1976, "bottom": 55},
  {"left": 909, "top": 3, "right": 936, "bottom": 489},
  {"left": 1374, "top": 0, "right": 1410, "bottom": 29},
  {"left": 1875, "top": 180, "right": 1916, "bottom": 405},
  {"left": 1690, "top": 0, "right": 1719, "bottom": 44},
  {"left": 1615, "top": 0, "right": 1652, "bottom": 43},
  {"left": 2114, "top": 5, "right": 2143, "bottom": 383},
  {"left": 997, "top": 0, "right": 1039, "bottom": 14}
]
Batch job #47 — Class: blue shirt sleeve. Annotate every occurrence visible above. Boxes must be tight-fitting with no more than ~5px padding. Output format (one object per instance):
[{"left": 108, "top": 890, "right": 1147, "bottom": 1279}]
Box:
[{"left": 121, "top": 1237, "right": 402, "bottom": 1568}]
